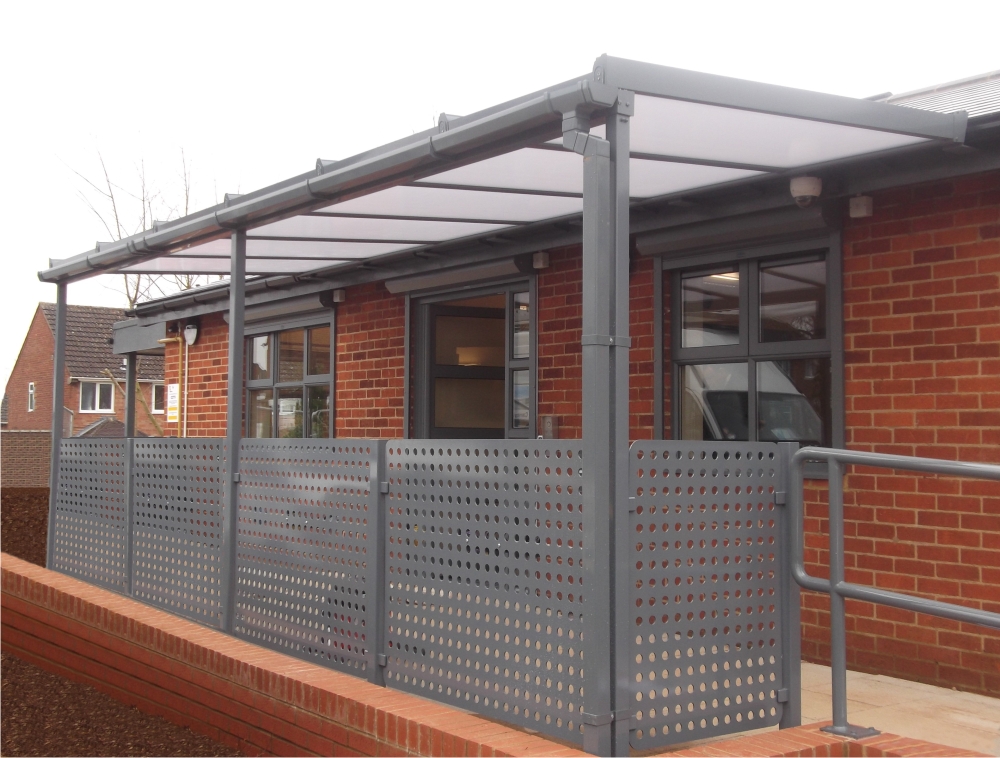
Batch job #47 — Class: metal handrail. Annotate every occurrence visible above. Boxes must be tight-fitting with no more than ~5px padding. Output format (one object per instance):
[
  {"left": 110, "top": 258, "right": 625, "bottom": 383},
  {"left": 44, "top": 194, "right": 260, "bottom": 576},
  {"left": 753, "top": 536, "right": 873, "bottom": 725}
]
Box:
[{"left": 788, "top": 446, "right": 1000, "bottom": 738}]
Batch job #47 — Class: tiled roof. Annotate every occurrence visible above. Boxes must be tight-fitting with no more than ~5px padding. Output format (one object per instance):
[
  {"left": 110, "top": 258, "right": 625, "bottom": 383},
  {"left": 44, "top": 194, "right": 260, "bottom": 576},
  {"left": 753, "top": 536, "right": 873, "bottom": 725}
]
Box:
[
  {"left": 883, "top": 70, "right": 1000, "bottom": 120},
  {"left": 75, "top": 415, "right": 149, "bottom": 438},
  {"left": 38, "top": 304, "right": 163, "bottom": 381}
]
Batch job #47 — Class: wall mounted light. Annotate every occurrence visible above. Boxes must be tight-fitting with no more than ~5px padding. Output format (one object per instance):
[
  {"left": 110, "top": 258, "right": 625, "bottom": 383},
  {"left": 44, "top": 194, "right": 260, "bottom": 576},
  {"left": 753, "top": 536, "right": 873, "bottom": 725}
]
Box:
[
  {"left": 183, "top": 323, "right": 199, "bottom": 346},
  {"left": 533, "top": 251, "right": 550, "bottom": 270}
]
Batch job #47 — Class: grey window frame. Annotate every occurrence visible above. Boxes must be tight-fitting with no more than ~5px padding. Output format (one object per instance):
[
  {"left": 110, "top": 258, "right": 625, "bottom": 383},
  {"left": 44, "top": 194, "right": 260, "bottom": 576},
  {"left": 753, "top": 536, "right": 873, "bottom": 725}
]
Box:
[
  {"left": 668, "top": 235, "right": 844, "bottom": 467},
  {"left": 414, "top": 276, "right": 537, "bottom": 440},
  {"left": 244, "top": 313, "right": 335, "bottom": 439}
]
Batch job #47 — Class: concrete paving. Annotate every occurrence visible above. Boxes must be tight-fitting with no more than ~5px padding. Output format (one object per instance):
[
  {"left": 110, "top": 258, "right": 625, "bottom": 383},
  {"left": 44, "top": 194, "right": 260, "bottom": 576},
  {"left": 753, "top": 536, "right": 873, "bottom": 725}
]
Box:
[{"left": 799, "top": 661, "right": 1000, "bottom": 756}]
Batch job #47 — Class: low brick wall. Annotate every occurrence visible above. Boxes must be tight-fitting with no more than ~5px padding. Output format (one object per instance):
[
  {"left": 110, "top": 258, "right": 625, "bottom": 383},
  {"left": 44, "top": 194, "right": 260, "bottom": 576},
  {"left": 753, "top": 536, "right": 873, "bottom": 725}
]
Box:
[
  {"left": 1, "top": 430, "right": 51, "bottom": 488},
  {"left": 2, "top": 553, "right": 982, "bottom": 757}
]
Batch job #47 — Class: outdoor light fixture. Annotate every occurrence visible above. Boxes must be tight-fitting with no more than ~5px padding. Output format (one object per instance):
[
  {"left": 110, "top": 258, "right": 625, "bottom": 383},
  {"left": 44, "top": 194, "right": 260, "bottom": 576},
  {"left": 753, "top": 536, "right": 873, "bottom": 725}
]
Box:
[
  {"left": 183, "top": 323, "right": 199, "bottom": 346},
  {"left": 533, "top": 251, "right": 550, "bottom": 270},
  {"left": 790, "top": 176, "right": 823, "bottom": 208},
  {"left": 331, "top": 289, "right": 346, "bottom": 303},
  {"left": 849, "top": 196, "right": 875, "bottom": 218}
]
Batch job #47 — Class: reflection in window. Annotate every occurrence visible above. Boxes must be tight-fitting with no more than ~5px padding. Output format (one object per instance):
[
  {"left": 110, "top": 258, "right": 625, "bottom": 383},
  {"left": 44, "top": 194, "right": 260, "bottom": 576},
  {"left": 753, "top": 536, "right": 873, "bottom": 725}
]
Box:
[
  {"left": 682, "top": 271, "right": 740, "bottom": 347},
  {"left": 251, "top": 336, "right": 270, "bottom": 380},
  {"left": 308, "top": 386, "right": 330, "bottom": 438},
  {"left": 277, "top": 387, "right": 303, "bottom": 437},
  {"left": 434, "top": 378, "right": 504, "bottom": 429},
  {"left": 435, "top": 316, "right": 505, "bottom": 366},
  {"left": 513, "top": 292, "right": 530, "bottom": 359},
  {"left": 278, "top": 329, "right": 304, "bottom": 382},
  {"left": 758, "top": 359, "right": 830, "bottom": 445},
  {"left": 680, "top": 363, "right": 748, "bottom": 441},
  {"left": 512, "top": 370, "right": 529, "bottom": 429},
  {"left": 307, "top": 326, "right": 331, "bottom": 376},
  {"left": 760, "top": 260, "right": 826, "bottom": 342},
  {"left": 249, "top": 389, "right": 273, "bottom": 438}
]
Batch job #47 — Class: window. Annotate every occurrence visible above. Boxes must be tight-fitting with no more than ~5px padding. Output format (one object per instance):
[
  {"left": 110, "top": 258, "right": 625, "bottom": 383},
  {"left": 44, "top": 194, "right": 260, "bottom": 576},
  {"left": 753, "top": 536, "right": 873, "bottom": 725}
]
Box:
[
  {"left": 673, "top": 251, "right": 836, "bottom": 448},
  {"left": 151, "top": 384, "right": 165, "bottom": 414},
  {"left": 246, "top": 324, "right": 332, "bottom": 438},
  {"left": 80, "top": 381, "right": 114, "bottom": 413},
  {"left": 417, "top": 281, "right": 535, "bottom": 439},
  {"left": 27, "top": 382, "right": 35, "bottom": 412}
]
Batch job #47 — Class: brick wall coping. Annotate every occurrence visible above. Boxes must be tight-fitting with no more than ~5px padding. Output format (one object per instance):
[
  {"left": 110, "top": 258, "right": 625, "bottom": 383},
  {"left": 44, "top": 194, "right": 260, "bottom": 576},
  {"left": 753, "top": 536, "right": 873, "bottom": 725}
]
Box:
[
  {"left": 1, "top": 428, "right": 51, "bottom": 433},
  {"left": 1, "top": 554, "right": 981, "bottom": 757}
]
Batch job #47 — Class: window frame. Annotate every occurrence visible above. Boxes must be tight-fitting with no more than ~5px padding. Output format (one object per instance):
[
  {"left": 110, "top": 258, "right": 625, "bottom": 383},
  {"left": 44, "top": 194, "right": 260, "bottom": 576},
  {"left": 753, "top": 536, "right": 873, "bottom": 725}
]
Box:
[
  {"left": 414, "top": 276, "right": 537, "bottom": 440},
  {"left": 79, "top": 380, "right": 114, "bottom": 414},
  {"left": 151, "top": 383, "right": 165, "bottom": 414},
  {"left": 27, "top": 382, "right": 35, "bottom": 412},
  {"left": 244, "top": 314, "right": 335, "bottom": 439},
  {"left": 667, "top": 235, "right": 844, "bottom": 463}
]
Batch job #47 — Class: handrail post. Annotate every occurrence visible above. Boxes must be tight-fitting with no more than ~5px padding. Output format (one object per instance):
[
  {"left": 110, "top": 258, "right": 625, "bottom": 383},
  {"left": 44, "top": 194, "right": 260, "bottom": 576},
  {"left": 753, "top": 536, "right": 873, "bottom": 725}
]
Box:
[{"left": 778, "top": 442, "right": 801, "bottom": 730}]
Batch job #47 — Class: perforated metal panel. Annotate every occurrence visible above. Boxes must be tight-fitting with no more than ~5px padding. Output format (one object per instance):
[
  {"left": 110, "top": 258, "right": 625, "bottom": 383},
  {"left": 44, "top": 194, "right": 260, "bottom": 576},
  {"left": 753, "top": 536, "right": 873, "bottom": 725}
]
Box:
[
  {"left": 233, "top": 439, "right": 375, "bottom": 674},
  {"left": 383, "top": 441, "right": 586, "bottom": 743},
  {"left": 50, "top": 440, "right": 129, "bottom": 592},
  {"left": 628, "top": 442, "right": 784, "bottom": 750},
  {"left": 131, "top": 439, "right": 225, "bottom": 627}
]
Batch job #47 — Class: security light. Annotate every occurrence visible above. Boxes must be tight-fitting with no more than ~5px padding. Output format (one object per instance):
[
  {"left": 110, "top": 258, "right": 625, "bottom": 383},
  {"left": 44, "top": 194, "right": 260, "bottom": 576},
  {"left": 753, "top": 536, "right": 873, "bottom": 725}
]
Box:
[{"left": 183, "top": 323, "right": 199, "bottom": 346}]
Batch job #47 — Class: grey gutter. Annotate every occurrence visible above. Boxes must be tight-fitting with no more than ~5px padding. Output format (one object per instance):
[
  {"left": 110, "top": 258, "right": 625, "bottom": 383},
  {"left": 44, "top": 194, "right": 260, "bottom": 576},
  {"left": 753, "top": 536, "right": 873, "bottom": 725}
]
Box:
[{"left": 40, "top": 77, "right": 614, "bottom": 284}]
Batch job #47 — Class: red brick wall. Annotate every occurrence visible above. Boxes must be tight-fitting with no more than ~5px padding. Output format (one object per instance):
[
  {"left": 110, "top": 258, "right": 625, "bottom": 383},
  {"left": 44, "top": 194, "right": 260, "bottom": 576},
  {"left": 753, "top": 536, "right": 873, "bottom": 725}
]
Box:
[
  {"left": 5, "top": 306, "right": 162, "bottom": 437},
  {"left": 800, "top": 171, "right": 1000, "bottom": 696},
  {"left": 161, "top": 314, "right": 230, "bottom": 438},
  {"left": 535, "top": 245, "right": 655, "bottom": 440},
  {"left": 334, "top": 282, "right": 406, "bottom": 439},
  {"left": 5, "top": 308, "right": 56, "bottom": 432},
  {"left": 0, "top": 431, "right": 51, "bottom": 488},
  {"left": 2, "top": 554, "right": 585, "bottom": 758}
]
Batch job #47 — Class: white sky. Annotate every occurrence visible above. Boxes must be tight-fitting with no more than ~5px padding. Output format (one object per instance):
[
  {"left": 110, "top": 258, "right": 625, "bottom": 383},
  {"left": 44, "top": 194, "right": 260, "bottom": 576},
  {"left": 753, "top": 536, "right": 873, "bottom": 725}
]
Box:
[{"left": 2, "top": 0, "right": 998, "bottom": 393}]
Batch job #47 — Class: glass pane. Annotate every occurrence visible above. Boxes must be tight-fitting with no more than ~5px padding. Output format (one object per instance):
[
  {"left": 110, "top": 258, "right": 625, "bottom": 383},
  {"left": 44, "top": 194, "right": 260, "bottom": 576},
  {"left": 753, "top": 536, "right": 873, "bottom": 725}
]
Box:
[
  {"left": 434, "top": 378, "right": 504, "bottom": 429},
  {"left": 680, "top": 363, "right": 748, "bottom": 441},
  {"left": 417, "top": 148, "right": 582, "bottom": 194},
  {"left": 153, "top": 384, "right": 164, "bottom": 411},
  {"left": 758, "top": 359, "right": 830, "bottom": 446},
  {"left": 250, "top": 336, "right": 270, "bottom": 380},
  {"left": 307, "top": 386, "right": 330, "bottom": 438},
  {"left": 435, "top": 316, "right": 504, "bottom": 367},
  {"left": 512, "top": 370, "right": 529, "bottom": 429},
  {"left": 308, "top": 326, "right": 331, "bottom": 376},
  {"left": 277, "top": 388, "right": 304, "bottom": 438},
  {"left": 760, "top": 260, "right": 827, "bottom": 342},
  {"left": 278, "top": 329, "right": 304, "bottom": 382},
  {"left": 682, "top": 271, "right": 740, "bottom": 347},
  {"left": 513, "top": 292, "right": 530, "bottom": 359},
  {"left": 81, "top": 383, "right": 95, "bottom": 411},
  {"left": 249, "top": 389, "right": 273, "bottom": 438},
  {"left": 98, "top": 383, "right": 113, "bottom": 411}
]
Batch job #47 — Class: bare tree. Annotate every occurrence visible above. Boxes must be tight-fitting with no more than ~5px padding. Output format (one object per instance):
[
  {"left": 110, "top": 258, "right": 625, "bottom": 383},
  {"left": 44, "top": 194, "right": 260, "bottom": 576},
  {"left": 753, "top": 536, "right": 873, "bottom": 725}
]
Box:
[{"left": 71, "top": 149, "right": 221, "bottom": 308}]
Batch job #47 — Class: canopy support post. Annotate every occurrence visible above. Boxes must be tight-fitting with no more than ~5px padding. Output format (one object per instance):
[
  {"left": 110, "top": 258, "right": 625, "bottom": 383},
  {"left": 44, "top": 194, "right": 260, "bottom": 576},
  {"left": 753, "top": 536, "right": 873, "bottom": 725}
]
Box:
[
  {"left": 124, "top": 353, "right": 137, "bottom": 438},
  {"left": 45, "top": 283, "right": 68, "bottom": 568},
  {"left": 222, "top": 230, "right": 246, "bottom": 633},
  {"left": 570, "top": 88, "right": 634, "bottom": 757}
]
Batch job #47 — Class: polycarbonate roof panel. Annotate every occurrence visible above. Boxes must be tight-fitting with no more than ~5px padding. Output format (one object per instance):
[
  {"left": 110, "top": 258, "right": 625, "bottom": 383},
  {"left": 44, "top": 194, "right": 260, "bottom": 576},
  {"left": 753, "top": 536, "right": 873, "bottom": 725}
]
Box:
[
  {"left": 414, "top": 148, "right": 583, "bottom": 195},
  {"left": 629, "top": 159, "right": 762, "bottom": 198},
  {"left": 317, "top": 185, "right": 584, "bottom": 223},
  {"left": 250, "top": 215, "right": 511, "bottom": 242},
  {"left": 44, "top": 58, "right": 962, "bottom": 285},
  {"left": 630, "top": 94, "right": 929, "bottom": 169}
]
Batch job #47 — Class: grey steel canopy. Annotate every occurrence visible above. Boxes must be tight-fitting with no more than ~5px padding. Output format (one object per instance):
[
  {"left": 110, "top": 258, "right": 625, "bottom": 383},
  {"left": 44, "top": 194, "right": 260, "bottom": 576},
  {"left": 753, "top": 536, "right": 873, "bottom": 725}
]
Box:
[{"left": 40, "top": 55, "right": 967, "bottom": 284}]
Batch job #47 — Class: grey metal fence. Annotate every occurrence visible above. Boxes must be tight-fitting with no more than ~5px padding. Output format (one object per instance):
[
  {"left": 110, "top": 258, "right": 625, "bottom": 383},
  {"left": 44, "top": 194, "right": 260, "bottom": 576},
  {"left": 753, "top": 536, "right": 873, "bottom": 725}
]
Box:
[
  {"left": 131, "top": 439, "right": 226, "bottom": 627},
  {"left": 382, "top": 440, "right": 587, "bottom": 742},
  {"left": 49, "top": 436, "right": 796, "bottom": 754},
  {"left": 232, "top": 439, "right": 376, "bottom": 675},
  {"left": 627, "top": 442, "right": 787, "bottom": 750},
  {"left": 49, "top": 439, "right": 130, "bottom": 592}
]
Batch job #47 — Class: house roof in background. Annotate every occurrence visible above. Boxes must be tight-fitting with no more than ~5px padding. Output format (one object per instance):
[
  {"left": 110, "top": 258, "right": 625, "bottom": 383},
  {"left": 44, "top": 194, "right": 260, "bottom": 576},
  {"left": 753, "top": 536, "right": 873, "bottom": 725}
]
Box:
[
  {"left": 75, "top": 415, "right": 149, "bottom": 438},
  {"left": 884, "top": 70, "right": 1000, "bottom": 119},
  {"left": 39, "top": 304, "right": 164, "bottom": 381}
]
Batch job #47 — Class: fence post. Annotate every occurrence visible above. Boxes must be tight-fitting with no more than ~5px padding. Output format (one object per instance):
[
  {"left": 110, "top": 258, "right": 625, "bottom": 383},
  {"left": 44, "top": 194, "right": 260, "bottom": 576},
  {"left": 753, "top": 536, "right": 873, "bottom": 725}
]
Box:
[
  {"left": 778, "top": 442, "right": 801, "bottom": 730},
  {"left": 222, "top": 230, "right": 246, "bottom": 633},
  {"left": 46, "top": 283, "right": 68, "bottom": 569},
  {"left": 366, "top": 440, "right": 387, "bottom": 686},
  {"left": 124, "top": 438, "right": 135, "bottom": 596}
]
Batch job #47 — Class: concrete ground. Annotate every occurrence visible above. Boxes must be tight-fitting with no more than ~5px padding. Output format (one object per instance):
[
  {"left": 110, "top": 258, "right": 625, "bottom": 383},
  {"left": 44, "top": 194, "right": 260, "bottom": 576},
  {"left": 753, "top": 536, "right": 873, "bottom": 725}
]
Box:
[{"left": 800, "top": 661, "right": 1000, "bottom": 756}]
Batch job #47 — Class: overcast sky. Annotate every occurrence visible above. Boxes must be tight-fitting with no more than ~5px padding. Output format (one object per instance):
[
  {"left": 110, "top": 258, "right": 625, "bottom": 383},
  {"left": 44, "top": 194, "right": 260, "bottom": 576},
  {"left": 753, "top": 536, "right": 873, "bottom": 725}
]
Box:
[{"left": 2, "top": 0, "right": 998, "bottom": 393}]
